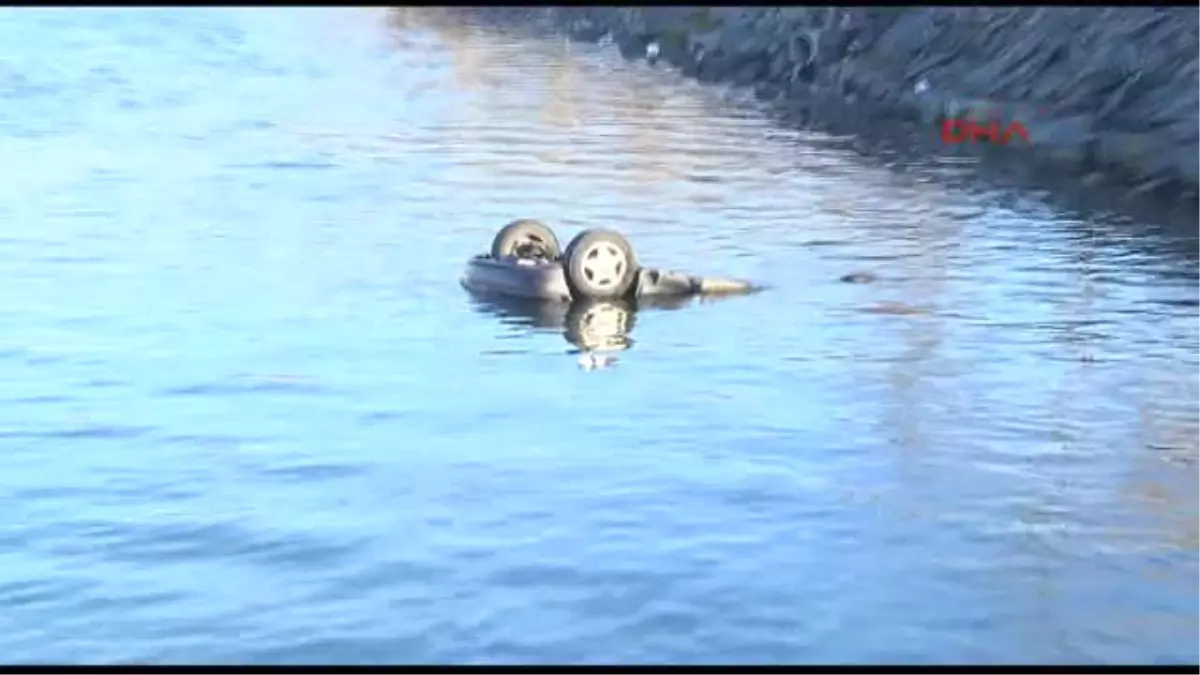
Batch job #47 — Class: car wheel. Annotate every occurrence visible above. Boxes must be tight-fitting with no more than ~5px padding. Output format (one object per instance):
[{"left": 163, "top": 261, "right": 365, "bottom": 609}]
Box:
[
  {"left": 491, "top": 219, "right": 561, "bottom": 260},
  {"left": 563, "top": 228, "right": 638, "bottom": 300}
]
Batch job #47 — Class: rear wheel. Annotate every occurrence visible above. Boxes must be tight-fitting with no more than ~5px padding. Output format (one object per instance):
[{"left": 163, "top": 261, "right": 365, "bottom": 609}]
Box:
[
  {"left": 491, "top": 219, "right": 561, "bottom": 260},
  {"left": 563, "top": 229, "right": 638, "bottom": 300}
]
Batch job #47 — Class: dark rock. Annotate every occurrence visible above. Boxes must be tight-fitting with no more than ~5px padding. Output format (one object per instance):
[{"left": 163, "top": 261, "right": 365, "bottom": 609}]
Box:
[
  {"left": 617, "top": 34, "right": 650, "bottom": 61},
  {"left": 653, "top": 31, "right": 690, "bottom": 68}
]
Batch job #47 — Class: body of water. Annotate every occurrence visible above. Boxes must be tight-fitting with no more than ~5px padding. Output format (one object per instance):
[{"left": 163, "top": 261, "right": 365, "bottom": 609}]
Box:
[{"left": 0, "top": 8, "right": 1196, "bottom": 665}]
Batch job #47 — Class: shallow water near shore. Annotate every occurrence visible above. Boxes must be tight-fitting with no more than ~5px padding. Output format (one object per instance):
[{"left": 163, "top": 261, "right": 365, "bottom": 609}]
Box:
[{"left": 0, "top": 8, "right": 1196, "bottom": 665}]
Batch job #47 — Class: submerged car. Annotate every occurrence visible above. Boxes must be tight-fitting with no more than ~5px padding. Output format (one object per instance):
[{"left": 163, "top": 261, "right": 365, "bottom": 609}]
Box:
[{"left": 461, "top": 219, "right": 759, "bottom": 303}]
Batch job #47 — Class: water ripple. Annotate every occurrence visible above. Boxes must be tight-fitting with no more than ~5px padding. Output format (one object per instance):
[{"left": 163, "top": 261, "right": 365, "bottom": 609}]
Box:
[{"left": 0, "top": 7, "right": 1193, "bottom": 666}]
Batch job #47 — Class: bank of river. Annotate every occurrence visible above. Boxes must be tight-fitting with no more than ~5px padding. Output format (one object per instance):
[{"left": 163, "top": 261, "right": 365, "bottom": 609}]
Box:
[
  {"left": 0, "top": 8, "right": 1196, "bottom": 664},
  {"left": 454, "top": 7, "right": 1199, "bottom": 211}
]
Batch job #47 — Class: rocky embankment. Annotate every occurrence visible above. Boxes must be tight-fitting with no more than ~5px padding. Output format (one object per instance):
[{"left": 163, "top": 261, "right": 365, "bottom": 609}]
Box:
[{"left": 452, "top": 7, "right": 1199, "bottom": 206}]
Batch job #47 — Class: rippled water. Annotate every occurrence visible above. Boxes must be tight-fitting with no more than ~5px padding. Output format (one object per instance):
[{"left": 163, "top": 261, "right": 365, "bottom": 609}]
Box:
[{"left": 0, "top": 8, "right": 1196, "bottom": 665}]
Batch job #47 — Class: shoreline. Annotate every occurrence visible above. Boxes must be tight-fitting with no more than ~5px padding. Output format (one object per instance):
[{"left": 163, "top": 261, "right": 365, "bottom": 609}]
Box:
[{"left": 444, "top": 7, "right": 1199, "bottom": 212}]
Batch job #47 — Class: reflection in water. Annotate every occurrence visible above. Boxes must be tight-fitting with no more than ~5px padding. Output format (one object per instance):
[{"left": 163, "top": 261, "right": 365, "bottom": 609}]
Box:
[
  {"left": 564, "top": 300, "right": 636, "bottom": 354},
  {"left": 467, "top": 290, "right": 701, "bottom": 368}
]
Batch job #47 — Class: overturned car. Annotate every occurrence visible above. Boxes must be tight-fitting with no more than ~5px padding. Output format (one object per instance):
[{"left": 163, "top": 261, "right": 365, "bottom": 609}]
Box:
[{"left": 461, "top": 219, "right": 760, "bottom": 303}]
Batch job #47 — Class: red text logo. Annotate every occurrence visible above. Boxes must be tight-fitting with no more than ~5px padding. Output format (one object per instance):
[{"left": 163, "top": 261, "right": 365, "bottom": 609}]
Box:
[{"left": 941, "top": 119, "right": 1030, "bottom": 146}]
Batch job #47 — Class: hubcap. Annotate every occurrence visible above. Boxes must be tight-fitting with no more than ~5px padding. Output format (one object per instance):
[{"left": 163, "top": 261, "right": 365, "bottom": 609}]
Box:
[{"left": 578, "top": 242, "right": 627, "bottom": 290}]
